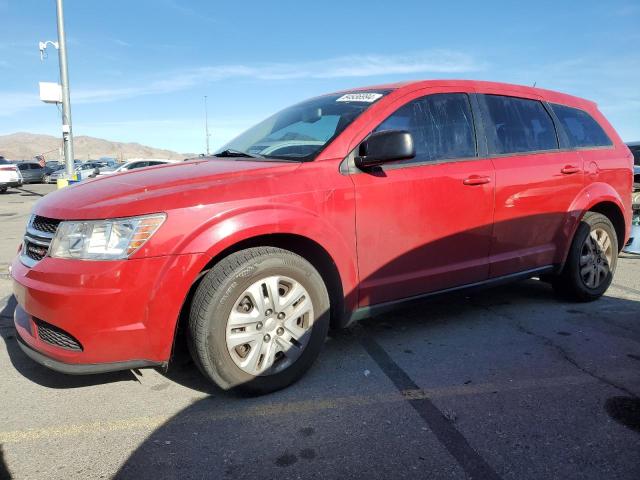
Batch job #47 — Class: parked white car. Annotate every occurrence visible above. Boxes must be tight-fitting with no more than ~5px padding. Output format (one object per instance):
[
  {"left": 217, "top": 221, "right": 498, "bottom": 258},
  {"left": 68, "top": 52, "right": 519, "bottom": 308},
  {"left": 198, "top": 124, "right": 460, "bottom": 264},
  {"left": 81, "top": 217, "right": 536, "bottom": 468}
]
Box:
[
  {"left": 0, "top": 157, "right": 23, "bottom": 193},
  {"left": 98, "top": 159, "right": 175, "bottom": 176}
]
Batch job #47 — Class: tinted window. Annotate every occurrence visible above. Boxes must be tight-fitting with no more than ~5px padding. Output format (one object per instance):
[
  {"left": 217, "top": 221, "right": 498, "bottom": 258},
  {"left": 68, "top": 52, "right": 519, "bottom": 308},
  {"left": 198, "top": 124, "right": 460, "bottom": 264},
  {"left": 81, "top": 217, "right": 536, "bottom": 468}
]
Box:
[
  {"left": 480, "top": 95, "right": 558, "bottom": 154},
  {"left": 129, "top": 162, "right": 148, "bottom": 169},
  {"left": 17, "top": 164, "right": 28, "bottom": 170},
  {"left": 551, "top": 104, "right": 612, "bottom": 148},
  {"left": 147, "top": 161, "right": 165, "bottom": 166},
  {"left": 375, "top": 93, "right": 476, "bottom": 164}
]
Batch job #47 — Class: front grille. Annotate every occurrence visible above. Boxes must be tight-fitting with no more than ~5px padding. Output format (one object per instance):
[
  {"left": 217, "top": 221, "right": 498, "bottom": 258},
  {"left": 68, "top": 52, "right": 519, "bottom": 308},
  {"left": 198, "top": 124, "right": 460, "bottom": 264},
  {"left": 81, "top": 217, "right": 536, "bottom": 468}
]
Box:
[
  {"left": 32, "top": 215, "right": 61, "bottom": 234},
  {"left": 34, "top": 319, "right": 83, "bottom": 351},
  {"left": 20, "top": 215, "right": 61, "bottom": 266},
  {"left": 24, "top": 239, "right": 49, "bottom": 261}
]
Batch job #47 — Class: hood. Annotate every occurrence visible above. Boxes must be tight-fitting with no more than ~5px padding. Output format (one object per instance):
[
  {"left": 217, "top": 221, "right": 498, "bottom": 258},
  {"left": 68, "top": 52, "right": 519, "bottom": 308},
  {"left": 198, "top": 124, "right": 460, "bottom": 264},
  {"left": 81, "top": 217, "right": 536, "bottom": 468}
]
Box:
[{"left": 34, "top": 158, "right": 301, "bottom": 220}]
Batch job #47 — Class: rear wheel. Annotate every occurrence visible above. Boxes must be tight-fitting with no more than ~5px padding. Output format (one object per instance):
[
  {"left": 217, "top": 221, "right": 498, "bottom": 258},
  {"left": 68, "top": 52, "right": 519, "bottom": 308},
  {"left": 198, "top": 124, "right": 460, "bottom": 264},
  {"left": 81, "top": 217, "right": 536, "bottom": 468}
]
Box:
[
  {"left": 187, "top": 247, "right": 330, "bottom": 394},
  {"left": 0, "top": 186, "right": 7, "bottom": 194},
  {"left": 553, "top": 212, "right": 618, "bottom": 301}
]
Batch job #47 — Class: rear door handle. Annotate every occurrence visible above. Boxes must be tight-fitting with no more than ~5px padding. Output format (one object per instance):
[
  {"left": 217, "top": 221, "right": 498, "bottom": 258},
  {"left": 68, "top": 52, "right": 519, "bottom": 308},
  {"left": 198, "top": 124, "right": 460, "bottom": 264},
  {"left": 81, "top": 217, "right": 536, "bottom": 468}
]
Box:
[
  {"left": 561, "top": 165, "right": 581, "bottom": 175},
  {"left": 463, "top": 175, "right": 491, "bottom": 186}
]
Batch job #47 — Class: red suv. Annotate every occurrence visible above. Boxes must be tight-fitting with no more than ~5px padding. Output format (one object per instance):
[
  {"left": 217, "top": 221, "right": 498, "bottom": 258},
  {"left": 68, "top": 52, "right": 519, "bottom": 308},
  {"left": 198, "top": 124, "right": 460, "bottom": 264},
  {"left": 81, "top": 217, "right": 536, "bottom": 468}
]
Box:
[{"left": 11, "top": 80, "right": 633, "bottom": 393}]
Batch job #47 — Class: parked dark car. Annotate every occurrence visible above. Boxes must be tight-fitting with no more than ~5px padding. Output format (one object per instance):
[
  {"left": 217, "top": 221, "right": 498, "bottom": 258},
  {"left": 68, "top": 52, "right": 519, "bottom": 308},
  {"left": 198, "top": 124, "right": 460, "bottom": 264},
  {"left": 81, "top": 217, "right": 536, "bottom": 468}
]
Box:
[
  {"left": 627, "top": 142, "right": 640, "bottom": 187},
  {"left": 628, "top": 141, "right": 640, "bottom": 165},
  {"left": 15, "top": 161, "right": 46, "bottom": 183},
  {"left": 44, "top": 164, "right": 65, "bottom": 183}
]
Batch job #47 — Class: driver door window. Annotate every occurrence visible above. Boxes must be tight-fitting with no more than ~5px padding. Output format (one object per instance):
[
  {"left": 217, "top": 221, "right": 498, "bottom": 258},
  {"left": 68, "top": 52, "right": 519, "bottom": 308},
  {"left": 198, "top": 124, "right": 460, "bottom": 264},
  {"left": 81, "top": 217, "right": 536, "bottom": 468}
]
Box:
[{"left": 374, "top": 93, "right": 476, "bottom": 166}]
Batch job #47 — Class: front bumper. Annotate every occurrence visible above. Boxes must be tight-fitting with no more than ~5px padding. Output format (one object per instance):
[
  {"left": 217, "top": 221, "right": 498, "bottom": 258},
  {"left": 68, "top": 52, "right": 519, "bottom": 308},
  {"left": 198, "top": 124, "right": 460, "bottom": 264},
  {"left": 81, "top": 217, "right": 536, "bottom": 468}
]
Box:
[
  {"left": 14, "top": 309, "right": 163, "bottom": 374},
  {"left": 11, "top": 252, "right": 204, "bottom": 371}
]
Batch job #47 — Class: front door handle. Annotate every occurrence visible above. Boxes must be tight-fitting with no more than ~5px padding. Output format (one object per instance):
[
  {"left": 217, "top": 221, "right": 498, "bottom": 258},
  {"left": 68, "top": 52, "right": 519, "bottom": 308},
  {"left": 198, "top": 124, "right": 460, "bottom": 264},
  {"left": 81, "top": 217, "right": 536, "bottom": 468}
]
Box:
[
  {"left": 561, "top": 165, "right": 581, "bottom": 175},
  {"left": 463, "top": 175, "right": 491, "bottom": 186}
]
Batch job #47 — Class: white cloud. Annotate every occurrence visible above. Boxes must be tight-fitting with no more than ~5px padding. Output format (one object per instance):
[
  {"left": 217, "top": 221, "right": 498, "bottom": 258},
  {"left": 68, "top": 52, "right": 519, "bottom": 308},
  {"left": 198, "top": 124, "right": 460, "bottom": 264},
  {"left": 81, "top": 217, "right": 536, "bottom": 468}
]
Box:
[
  {"left": 113, "top": 38, "right": 131, "bottom": 47},
  {"left": 58, "top": 50, "right": 485, "bottom": 105},
  {"left": 0, "top": 92, "right": 44, "bottom": 116}
]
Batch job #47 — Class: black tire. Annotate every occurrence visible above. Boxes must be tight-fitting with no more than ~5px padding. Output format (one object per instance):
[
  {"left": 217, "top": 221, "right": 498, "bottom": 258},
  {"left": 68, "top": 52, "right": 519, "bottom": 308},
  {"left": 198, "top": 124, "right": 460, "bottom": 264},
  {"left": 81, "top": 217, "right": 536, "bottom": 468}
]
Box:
[
  {"left": 0, "top": 186, "right": 7, "bottom": 194},
  {"left": 187, "top": 247, "right": 330, "bottom": 394},
  {"left": 553, "top": 212, "right": 618, "bottom": 302}
]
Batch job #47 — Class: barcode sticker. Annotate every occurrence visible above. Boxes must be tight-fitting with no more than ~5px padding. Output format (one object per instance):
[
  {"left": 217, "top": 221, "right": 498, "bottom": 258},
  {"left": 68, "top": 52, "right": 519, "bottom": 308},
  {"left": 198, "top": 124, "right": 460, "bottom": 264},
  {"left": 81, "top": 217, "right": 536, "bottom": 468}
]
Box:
[{"left": 336, "top": 93, "right": 383, "bottom": 103}]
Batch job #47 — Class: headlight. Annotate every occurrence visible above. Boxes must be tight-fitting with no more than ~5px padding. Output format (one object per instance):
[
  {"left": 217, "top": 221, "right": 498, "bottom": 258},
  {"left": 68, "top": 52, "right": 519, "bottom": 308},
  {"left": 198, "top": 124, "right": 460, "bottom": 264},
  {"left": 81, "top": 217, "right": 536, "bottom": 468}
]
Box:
[{"left": 49, "top": 213, "right": 166, "bottom": 260}]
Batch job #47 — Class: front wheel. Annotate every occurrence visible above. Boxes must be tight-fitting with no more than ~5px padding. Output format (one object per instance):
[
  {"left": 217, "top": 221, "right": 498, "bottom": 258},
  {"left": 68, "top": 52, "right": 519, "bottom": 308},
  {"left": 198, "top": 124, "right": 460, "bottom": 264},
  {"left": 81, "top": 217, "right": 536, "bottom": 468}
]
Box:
[
  {"left": 553, "top": 212, "right": 618, "bottom": 302},
  {"left": 187, "top": 247, "right": 330, "bottom": 394}
]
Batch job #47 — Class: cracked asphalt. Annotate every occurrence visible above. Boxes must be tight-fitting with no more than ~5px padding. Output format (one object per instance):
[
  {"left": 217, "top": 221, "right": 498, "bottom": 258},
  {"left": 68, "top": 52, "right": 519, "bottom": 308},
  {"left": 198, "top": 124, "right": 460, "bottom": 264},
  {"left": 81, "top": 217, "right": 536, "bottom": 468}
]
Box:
[{"left": 1, "top": 183, "right": 639, "bottom": 479}]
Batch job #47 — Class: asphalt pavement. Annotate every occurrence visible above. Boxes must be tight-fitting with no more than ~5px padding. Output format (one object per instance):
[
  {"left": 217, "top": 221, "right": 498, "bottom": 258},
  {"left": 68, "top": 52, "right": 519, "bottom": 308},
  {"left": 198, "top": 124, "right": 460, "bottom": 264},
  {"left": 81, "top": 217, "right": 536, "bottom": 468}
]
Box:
[{"left": 0, "top": 183, "right": 639, "bottom": 479}]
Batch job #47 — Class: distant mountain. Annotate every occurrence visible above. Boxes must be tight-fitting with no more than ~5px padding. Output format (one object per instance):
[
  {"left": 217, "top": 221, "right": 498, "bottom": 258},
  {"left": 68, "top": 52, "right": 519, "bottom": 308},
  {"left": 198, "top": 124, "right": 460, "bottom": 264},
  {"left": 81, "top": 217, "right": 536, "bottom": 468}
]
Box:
[{"left": 0, "top": 132, "right": 192, "bottom": 162}]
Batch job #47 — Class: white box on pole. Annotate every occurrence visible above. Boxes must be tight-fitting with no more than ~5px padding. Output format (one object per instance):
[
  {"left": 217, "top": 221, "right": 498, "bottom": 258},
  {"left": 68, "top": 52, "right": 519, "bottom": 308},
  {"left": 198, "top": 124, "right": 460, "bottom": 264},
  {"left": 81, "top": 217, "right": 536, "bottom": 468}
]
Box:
[{"left": 39, "top": 82, "right": 62, "bottom": 104}]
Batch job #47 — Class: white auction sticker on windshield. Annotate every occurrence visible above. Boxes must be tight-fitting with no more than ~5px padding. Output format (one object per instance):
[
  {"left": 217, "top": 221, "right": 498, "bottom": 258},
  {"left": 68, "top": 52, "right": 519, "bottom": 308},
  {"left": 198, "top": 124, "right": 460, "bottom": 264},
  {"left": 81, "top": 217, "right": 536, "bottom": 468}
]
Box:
[{"left": 336, "top": 93, "right": 383, "bottom": 103}]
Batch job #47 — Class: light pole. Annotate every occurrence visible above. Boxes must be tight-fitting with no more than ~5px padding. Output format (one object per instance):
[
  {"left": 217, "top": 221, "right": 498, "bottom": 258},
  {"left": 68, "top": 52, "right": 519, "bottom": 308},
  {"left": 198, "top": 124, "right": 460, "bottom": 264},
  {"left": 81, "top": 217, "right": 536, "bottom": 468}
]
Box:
[
  {"left": 40, "top": 0, "right": 74, "bottom": 178},
  {"left": 55, "top": 0, "right": 75, "bottom": 177},
  {"left": 204, "top": 95, "right": 211, "bottom": 155}
]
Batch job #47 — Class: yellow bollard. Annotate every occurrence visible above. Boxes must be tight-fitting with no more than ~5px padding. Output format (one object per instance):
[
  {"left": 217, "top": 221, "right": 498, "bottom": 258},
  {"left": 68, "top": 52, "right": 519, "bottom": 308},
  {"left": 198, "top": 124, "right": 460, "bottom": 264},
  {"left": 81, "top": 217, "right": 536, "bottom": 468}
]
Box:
[{"left": 56, "top": 174, "right": 77, "bottom": 189}]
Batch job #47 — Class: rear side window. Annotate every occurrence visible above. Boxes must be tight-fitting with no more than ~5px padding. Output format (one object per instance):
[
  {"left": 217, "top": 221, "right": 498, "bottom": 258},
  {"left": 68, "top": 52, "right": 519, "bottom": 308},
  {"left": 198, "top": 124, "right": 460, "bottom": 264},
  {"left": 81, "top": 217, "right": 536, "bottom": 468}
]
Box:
[
  {"left": 375, "top": 93, "right": 476, "bottom": 164},
  {"left": 480, "top": 95, "right": 558, "bottom": 155},
  {"left": 550, "top": 104, "right": 612, "bottom": 148}
]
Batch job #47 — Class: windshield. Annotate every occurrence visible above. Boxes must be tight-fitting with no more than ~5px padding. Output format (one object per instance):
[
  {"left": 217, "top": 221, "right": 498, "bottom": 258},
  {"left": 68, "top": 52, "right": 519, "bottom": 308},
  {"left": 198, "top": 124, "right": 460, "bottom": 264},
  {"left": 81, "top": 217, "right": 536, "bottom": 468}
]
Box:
[{"left": 216, "top": 91, "right": 390, "bottom": 161}]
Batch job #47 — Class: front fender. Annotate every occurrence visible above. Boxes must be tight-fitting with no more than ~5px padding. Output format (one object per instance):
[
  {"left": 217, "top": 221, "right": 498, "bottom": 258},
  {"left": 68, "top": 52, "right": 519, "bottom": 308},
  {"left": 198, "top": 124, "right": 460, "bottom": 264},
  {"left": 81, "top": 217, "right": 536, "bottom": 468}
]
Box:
[{"left": 179, "top": 203, "right": 358, "bottom": 309}]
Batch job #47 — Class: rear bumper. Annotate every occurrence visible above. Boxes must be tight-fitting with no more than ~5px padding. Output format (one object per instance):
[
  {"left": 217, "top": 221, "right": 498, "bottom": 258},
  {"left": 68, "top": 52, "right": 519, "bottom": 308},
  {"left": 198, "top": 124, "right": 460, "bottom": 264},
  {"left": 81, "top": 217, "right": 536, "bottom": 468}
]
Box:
[{"left": 1, "top": 180, "right": 22, "bottom": 188}]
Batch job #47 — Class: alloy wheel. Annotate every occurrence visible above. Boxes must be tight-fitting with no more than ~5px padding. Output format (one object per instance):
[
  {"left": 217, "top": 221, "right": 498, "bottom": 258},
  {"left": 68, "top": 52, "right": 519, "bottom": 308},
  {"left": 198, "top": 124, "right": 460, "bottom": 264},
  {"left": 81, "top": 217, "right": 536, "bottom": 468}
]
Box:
[{"left": 579, "top": 227, "right": 613, "bottom": 289}]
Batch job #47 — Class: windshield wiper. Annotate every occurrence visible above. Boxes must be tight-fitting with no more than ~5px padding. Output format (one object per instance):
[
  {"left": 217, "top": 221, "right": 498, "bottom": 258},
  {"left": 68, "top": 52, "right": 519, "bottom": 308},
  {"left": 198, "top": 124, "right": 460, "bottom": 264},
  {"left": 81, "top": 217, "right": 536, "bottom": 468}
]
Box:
[{"left": 214, "top": 149, "right": 261, "bottom": 159}]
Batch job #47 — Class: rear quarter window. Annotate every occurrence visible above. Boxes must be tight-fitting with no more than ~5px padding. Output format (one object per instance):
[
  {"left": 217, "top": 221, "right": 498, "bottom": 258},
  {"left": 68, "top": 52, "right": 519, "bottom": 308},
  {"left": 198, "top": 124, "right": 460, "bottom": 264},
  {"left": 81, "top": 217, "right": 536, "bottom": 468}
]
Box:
[
  {"left": 479, "top": 95, "right": 558, "bottom": 155},
  {"left": 550, "top": 103, "right": 612, "bottom": 149}
]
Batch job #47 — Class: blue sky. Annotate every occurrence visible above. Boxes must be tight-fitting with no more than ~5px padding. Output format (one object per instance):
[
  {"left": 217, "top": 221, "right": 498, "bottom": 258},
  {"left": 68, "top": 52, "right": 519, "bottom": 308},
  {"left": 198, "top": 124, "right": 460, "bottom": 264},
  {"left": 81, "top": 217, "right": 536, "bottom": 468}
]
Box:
[{"left": 0, "top": 0, "right": 638, "bottom": 154}]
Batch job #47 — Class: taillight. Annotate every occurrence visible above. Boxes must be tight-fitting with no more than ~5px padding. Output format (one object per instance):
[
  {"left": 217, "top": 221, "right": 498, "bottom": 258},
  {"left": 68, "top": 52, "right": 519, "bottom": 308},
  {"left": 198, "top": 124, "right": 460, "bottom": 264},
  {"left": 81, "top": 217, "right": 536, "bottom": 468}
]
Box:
[{"left": 0, "top": 166, "right": 16, "bottom": 171}]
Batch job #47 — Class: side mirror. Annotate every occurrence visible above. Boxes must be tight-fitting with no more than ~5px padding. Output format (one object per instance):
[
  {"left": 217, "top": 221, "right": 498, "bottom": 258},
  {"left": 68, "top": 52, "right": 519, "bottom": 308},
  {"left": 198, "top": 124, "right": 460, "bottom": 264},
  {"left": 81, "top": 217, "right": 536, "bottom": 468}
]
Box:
[{"left": 355, "top": 130, "right": 415, "bottom": 169}]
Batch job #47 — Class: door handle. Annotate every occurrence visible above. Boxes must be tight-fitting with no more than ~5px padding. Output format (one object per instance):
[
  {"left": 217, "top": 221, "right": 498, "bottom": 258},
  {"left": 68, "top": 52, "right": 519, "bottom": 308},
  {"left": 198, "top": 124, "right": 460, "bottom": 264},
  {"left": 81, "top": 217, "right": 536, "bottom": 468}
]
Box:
[
  {"left": 561, "top": 165, "right": 581, "bottom": 175},
  {"left": 463, "top": 175, "right": 491, "bottom": 186}
]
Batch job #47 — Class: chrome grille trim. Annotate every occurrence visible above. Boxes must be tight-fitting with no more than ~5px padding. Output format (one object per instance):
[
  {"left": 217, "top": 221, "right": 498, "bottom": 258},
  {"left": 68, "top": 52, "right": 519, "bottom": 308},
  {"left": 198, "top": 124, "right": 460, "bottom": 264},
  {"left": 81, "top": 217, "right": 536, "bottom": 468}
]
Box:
[
  {"left": 23, "top": 235, "right": 51, "bottom": 247},
  {"left": 26, "top": 226, "right": 55, "bottom": 240},
  {"left": 19, "top": 215, "right": 61, "bottom": 268}
]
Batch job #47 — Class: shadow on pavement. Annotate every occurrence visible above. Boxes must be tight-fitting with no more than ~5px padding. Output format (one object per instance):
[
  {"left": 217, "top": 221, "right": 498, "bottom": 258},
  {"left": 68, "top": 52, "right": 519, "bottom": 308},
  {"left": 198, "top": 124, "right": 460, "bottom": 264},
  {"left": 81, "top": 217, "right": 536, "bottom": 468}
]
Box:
[
  {"left": 0, "top": 445, "right": 11, "bottom": 480},
  {"left": 14, "top": 187, "right": 46, "bottom": 197},
  {"left": 114, "top": 280, "right": 640, "bottom": 479}
]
